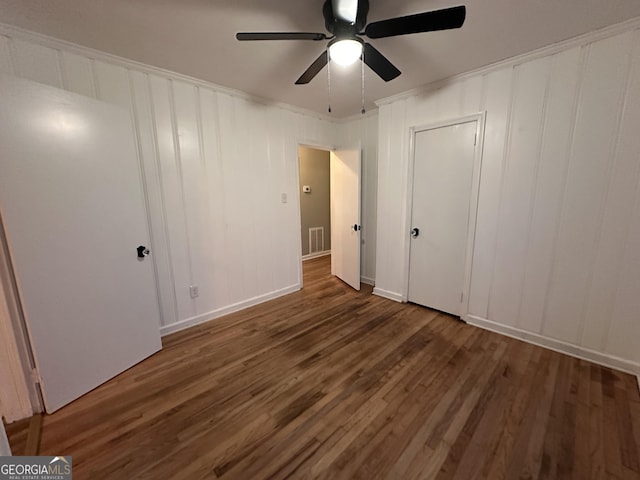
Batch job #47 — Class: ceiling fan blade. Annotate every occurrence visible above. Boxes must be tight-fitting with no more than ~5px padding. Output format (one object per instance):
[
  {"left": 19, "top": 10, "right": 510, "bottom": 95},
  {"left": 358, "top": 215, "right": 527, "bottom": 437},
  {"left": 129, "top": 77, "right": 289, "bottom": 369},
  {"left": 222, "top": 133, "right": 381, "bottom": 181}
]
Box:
[
  {"left": 364, "top": 5, "right": 466, "bottom": 39},
  {"left": 295, "top": 51, "right": 329, "bottom": 85},
  {"left": 236, "top": 32, "right": 327, "bottom": 41},
  {"left": 332, "top": 0, "right": 358, "bottom": 23},
  {"left": 363, "top": 43, "right": 401, "bottom": 82}
]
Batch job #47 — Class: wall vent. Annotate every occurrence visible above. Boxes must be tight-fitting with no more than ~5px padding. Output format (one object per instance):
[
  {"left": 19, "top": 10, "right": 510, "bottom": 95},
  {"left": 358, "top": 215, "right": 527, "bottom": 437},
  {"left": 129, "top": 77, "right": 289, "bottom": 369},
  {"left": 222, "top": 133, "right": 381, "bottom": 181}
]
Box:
[{"left": 309, "top": 227, "right": 324, "bottom": 254}]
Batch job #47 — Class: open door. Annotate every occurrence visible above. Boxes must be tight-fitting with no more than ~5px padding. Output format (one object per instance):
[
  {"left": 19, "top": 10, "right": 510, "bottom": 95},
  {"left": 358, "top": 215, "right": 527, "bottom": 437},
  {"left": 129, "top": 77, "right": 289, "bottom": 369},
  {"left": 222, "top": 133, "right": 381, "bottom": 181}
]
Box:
[
  {"left": 330, "top": 149, "right": 361, "bottom": 290},
  {"left": 0, "top": 75, "right": 162, "bottom": 412}
]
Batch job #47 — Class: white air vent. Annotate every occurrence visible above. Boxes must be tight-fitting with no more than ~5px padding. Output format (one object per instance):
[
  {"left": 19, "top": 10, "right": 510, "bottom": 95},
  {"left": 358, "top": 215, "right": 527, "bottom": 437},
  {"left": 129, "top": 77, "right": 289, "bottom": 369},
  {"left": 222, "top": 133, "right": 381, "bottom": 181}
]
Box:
[{"left": 309, "top": 227, "right": 324, "bottom": 254}]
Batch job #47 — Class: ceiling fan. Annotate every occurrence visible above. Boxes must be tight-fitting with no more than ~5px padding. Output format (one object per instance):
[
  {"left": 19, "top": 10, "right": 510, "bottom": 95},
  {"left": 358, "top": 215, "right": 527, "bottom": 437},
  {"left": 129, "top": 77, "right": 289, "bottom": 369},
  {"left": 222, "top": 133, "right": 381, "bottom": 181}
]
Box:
[{"left": 236, "top": 0, "right": 466, "bottom": 85}]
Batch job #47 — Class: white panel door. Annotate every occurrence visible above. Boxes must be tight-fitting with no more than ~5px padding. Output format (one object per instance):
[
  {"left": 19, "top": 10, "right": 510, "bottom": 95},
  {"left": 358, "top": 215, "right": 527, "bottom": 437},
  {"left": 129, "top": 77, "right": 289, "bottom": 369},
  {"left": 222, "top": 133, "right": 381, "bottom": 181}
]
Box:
[
  {"left": 330, "top": 149, "right": 361, "bottom": 290},
  {"left": 408, "top": 121, "right": 477, "bottom": 316},
  {"left": 0, "top": 75, "right": 162, "bottom": 412}
]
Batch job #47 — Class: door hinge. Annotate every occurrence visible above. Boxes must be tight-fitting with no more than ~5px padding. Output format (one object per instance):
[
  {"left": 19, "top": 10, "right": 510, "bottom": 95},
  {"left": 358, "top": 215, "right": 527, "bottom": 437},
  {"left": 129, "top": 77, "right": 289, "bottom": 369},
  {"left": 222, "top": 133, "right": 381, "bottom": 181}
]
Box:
[
  {"left": 460, "top": 291, "right": 464, "bottom": 302},
  {"left": 30, "top": 368, "right": 42, "bottom": 386},
  {"left": 474, "top": 133, "right": 477, "bottom": 146}
]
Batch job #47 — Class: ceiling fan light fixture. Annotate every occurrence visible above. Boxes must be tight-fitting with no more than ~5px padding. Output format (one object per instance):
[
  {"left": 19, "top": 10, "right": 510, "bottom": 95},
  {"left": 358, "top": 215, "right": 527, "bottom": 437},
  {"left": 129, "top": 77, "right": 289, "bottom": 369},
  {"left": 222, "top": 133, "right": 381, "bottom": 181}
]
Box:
[
  {"left": 238, "top": 2, "right": 467, "bottom": 86},
  {"left": 329, "top": 39, "right": 363, "bottom": 66}
]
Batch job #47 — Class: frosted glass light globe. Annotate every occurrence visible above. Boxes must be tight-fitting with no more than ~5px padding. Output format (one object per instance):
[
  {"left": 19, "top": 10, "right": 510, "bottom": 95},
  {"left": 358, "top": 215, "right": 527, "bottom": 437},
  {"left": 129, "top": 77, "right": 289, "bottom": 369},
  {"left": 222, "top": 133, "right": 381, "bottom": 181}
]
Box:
[{"left": 329, "top": 39, "right": 363, "bottom": 66}]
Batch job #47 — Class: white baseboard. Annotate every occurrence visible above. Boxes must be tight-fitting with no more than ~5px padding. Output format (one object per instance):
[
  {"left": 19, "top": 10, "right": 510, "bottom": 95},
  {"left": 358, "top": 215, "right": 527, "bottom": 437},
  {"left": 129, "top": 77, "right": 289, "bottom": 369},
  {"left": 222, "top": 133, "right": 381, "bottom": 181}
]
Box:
[
  {"left": 372, "top": 287, "right": 405, "bottom": 303},
  {"left": 466, "top": 314, "right": 640, "bottom": 376},
  {"left": 361, "top": 276, "right": 375, "bottom": 286},
  {"left": 302, "top": 250, "right": 331, "bottom": 261},
  {"left": 159, "top": 284, "right": 301, "bottom": 336}
]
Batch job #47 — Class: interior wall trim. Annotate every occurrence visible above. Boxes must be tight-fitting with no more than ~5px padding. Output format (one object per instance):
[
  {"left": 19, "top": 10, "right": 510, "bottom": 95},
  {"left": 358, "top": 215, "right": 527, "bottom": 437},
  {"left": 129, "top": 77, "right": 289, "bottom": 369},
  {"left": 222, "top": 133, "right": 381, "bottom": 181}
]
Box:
[
  {"left": 0, "top": 281, "right": 33, "bottom": 422},
  {"left": 376, "top": 16, "right": 640, "bottom": 107},
  {"left": 0, "top": 219, "right": 36, "bottom": 422},
  {"left": 466, "top": 314, "right": 640, "bottom": 376},
  {"left": 159, "top": 284, "right": 301, "bottom": 336},
  {"left": 0, "top": 22, "right": 336, "bottom": 124},
  {"left": 372, "top": 287, "right": 405, "bottom": 303}
]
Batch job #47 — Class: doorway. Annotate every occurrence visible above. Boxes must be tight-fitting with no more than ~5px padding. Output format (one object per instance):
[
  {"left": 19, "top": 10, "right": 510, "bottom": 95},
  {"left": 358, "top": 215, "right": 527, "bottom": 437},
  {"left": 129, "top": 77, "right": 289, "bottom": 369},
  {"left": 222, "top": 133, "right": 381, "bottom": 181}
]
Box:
[
  {"left": 407, "top": 115, "right": 484, "bottom": 317},
  {"left": 297, "top": 145, "right": 361, "bottom": 290},
  {"left": 298, "top": 146, "right": 332, "bottom": 261}
]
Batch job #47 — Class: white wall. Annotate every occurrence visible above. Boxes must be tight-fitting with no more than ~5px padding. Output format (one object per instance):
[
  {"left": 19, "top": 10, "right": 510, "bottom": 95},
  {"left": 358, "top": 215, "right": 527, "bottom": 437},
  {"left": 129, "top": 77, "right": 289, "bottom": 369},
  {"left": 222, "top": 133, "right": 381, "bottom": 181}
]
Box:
[
  {"left": 374, "top": 21, "right": 640, "bottom": 374},
  {"left": 0, "top": 26, "right": 341, "bottom": 336},
  {"left": 337, "top": 113, "right": 379, "bottom": 285}
]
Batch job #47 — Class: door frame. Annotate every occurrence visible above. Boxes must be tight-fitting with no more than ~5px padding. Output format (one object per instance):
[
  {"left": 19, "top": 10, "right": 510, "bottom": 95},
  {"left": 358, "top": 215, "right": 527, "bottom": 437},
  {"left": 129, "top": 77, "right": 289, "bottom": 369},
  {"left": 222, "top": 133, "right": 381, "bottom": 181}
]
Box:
[
  {"left": 294, "top": 140, "right": 336, "bottom": 288},
  {"left": 403, "top": 112, "right": 486, "bottom": 319},
  {"left": 0, "top": 214, "right": 41, "bottom": 420}
]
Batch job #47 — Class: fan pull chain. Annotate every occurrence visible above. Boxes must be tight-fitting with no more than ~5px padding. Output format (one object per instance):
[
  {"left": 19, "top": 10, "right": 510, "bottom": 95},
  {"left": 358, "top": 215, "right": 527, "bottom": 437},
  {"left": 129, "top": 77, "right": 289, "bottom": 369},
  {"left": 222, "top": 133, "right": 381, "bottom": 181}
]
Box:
[
  {"left": 361, "top": 48, "right": 366, "bottom": 115},
  {"left": 327, "top": 47, "right": 332, "bottom": 114}
]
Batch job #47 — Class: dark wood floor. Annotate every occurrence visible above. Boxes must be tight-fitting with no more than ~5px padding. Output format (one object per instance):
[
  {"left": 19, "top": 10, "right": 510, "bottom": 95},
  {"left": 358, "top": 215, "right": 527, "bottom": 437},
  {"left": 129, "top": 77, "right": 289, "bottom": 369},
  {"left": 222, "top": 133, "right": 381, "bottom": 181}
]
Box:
[{"left": 6, "top": 256, "right": 640, "bottom": 479}]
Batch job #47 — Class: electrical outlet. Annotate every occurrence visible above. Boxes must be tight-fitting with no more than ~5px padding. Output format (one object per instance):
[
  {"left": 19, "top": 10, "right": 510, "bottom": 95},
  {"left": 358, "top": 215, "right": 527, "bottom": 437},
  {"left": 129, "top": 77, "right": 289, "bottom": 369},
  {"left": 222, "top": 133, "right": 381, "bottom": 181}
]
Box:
[{"left": 189, "top": 285, "right": 199, "bottom": 299}]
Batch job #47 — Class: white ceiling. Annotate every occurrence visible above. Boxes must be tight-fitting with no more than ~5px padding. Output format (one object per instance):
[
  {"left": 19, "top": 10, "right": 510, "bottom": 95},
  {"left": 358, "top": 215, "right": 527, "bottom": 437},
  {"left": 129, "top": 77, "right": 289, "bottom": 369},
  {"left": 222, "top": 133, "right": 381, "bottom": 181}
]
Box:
[{"left": 1, "top": 0, "right": 640, "bottom": 118}]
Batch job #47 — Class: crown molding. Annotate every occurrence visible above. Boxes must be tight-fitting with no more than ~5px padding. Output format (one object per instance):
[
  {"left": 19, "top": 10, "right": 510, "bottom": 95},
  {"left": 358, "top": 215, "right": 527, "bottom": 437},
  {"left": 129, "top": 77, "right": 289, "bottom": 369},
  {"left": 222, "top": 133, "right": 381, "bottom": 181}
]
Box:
[
  {"left": 0, "top": 22, "right": 338, "bottom": 124},
  {"left": 376, "top": 16, "right": 640, "bottom": 107},
  {"left": 5, "top": 15, "right": 639, "bottom": 123}
]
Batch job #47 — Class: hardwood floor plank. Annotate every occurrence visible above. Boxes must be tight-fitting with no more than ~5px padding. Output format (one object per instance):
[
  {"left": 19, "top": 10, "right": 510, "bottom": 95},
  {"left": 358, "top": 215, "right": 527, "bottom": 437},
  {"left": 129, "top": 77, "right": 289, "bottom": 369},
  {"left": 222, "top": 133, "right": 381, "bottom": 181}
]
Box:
[
  {"left": 23, "top": 413, "right": 43, "bottom": 456},
  {"left": 573, "top": 359, "right": 593, "bottom": 480},
  {"left": 409, "top": 341, "right": 510, "bottom": 480},
  {"left": 4, "top": 255, "right": 639, "bottom": 479},
  {"left": 440, "top": 341, "right": 535, "bottom": 480},
  {"left": 480, "top": 344, "right": 546, "bottom": 480},
  {"left": 504, "top": 352, "right": 561, "bottom": 480},
  {"left": 587, "top": 364, "right": 607, "bottom": 480},
  {"left": 327, "top": 327, "right": 485, "bottom": 479},
  {"left": 603, "top": 368, "right": 627, "bottom": 479},
  {"left": 388, "top": 336, "right": 504, "bottom": 479},
  {"left": 614, "top": 377, "right": 640, "bottom": 473},
  {"left": 3, "top": 417, "right": 29, "bottom": 456}
]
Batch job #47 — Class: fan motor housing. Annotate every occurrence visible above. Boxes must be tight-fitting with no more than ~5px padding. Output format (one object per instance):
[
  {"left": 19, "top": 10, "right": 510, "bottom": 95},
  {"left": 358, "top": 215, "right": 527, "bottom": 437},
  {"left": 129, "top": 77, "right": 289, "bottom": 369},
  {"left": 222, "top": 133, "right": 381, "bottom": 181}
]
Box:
[{"left": 323, "top": 0, "right": 369, "bottom": 37}]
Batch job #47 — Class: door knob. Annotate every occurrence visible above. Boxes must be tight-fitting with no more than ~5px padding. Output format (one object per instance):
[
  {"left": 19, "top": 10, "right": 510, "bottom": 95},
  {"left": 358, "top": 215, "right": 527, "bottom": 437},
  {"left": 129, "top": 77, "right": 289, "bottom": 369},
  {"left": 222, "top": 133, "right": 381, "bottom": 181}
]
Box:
[
  {"left": 137, "top": 245, "right": 150, "bottom": 258},
  {"left": 410, "top": 228, "right": 420, "bottom": 238},
  {"left": 352, "top": 224, "right": 361, "bottom": 231}
]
